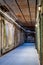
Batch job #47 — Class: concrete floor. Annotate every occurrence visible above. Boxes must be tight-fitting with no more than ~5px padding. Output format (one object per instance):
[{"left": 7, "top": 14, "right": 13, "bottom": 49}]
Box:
[{"left": 0, "top": 43, "right": 40, "bottom": 65}]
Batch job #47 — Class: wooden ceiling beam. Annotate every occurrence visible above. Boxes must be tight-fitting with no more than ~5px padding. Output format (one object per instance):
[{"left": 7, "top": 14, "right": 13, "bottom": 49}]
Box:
[
  {"left": 3, "top": 0, "right": 28, "bottom": 27},
  {"left": 15, "top": 0, "right": 28, "bottom": 24},
  {"left": 27, "top": 0, "right": 32, "bottom": 21},
  {"left": 3, "top": 0, "right": 36, "bottom": 27}
]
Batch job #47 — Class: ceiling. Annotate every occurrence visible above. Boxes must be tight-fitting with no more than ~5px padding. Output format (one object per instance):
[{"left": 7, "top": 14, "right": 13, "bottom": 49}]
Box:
[{"left": 0, "top": 0, "right": 37, "bottom": 30}]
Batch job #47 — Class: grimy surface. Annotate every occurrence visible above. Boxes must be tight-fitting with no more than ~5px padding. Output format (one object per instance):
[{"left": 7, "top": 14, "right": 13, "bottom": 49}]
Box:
[{"left": 0, "top": 43, "right": 40, "bottom": 65}]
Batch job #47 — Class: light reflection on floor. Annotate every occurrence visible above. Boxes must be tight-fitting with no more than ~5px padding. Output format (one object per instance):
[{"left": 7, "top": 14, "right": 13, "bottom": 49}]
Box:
[{"left": 0, "top": 43, "right": 40, "bottom": 65}]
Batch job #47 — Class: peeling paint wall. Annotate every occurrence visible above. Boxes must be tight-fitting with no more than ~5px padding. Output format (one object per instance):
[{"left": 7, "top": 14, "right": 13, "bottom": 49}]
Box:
[
  {"left": 0, "top": 20, "right": 1, "bottom": 56},
  {"left": 39, "top": 0, "right": 43, "bottom": 64},
  {"left": 36, "top": 0, "right": 43, "bottom": 64},
  {"left": 35, "top": 22, "right": 40, "bottom": 54},
  {"left": 36, "top": 8, "right": 40, "bottom": 53},
  {"left": 0, "top": 17, "right": 25, "bottom": 56},
  {"left": 41, "top": 1, "right": 43, "bottom": 64}
]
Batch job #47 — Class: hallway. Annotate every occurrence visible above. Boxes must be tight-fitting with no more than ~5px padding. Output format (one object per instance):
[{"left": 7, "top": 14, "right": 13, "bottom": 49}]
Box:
[
  {"left": 0, "top": 0, "right": 43, "bottom": 65},
  {"left": 0, "top": 43, "right": 40, "bottom": 65}
]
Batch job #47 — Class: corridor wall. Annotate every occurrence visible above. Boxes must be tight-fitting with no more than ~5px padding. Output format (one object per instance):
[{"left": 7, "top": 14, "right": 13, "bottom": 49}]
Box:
[
  {"left": 36, "top": 0, "right": 43, "bottom": 64},
  {"left": 0, "top": 16, "right": 25, "bottom": 56},
  {"left": 0, "top": 19, "right": 2, "bottom": 56},
  {"left": 35, "top": 19, "right": 40, "bottom": 54},
  {"left": 35, "top": 4, "right": 41, "bottom": 64},
  {"left": 40, "top": 1, "right": 43, "bottom": 64}
]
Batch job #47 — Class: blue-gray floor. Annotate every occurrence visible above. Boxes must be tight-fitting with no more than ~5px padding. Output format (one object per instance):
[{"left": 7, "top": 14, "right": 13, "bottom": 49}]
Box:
[{"left": 0, "top": 43, "right": 40, "bottom": 65}]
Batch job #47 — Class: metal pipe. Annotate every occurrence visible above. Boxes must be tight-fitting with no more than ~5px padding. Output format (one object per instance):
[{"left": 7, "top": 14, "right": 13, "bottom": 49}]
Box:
[
  {"left": 0, "top": 9, "right": 26, "bottom": 31},
  {"left": 0, "top": 9, "right": 34, "bottom": 33}
]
